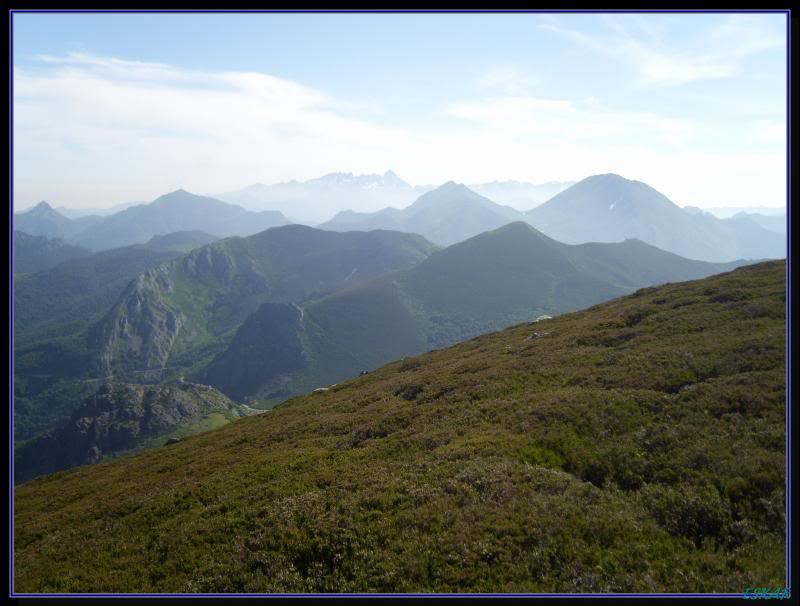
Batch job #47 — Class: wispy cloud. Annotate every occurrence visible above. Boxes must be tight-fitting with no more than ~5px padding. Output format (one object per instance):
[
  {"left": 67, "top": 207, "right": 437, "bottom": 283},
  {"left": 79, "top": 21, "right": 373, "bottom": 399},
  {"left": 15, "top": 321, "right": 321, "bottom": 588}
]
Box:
[
  {"left": 540, "top": 15, "right": 783, "bottom": 87},
  {"left": 447, "top": 95, "right": 696, "bottom": 146},
  {"left": 476, "top": 66, "right": 538, "bottom": 95},
  {"left": 12, "top": 51, "right": 786, "bottom": 213}
]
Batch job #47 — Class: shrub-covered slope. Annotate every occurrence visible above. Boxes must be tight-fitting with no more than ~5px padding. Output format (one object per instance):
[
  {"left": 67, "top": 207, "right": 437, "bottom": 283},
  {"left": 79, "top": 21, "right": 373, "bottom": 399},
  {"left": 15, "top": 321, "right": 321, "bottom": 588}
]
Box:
[{"left": 13, "top": 260, "right": 786, "bottom": 593}]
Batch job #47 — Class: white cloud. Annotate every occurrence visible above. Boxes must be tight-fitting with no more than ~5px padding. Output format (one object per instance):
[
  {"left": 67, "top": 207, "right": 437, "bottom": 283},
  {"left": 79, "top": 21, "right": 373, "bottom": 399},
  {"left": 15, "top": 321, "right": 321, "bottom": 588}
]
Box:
[
  {"left": 446, "top": 95, "right": 696, "bottom": 146},
  {"left": 541, "top": 15, "right": 784, "bottom": 87},
  {"left": 12, "top": 51, "right": 787, "bottom": 214},
  {"left": 476, "top": 66, "right": 538, "bottom": 94}
]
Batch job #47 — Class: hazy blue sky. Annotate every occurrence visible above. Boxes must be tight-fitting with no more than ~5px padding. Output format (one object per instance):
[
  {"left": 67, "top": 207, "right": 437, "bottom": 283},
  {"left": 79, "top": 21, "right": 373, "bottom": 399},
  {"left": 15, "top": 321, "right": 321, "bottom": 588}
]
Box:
[{"left": 12, "top": 11, "right": 788, "bottom": 210}]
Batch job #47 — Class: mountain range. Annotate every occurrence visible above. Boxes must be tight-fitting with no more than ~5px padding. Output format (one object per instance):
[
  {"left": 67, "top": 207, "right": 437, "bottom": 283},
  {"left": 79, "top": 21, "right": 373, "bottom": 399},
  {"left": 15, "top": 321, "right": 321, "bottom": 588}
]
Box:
[
  {"left": 315, "top": 175, "right": 783, "bottom": 262},
  {"left": 11, "top": 171, "right": 786, "bottom": 484},
  {"left": 89, "top": 225, "right": 438, "bottom": 379},
  {"left": 318, "top": 182, "right": 526, "bottom": 246},
  {"left": 13, "top": 231, "right": 216, "bottom": 444},
  {"left": 202, "top": 222, "right": 749, "bottom": 404},
  {"left": 15, "top": 174, "right": 785, "bottom": 263},
  {"left": 215, "top": 172, "right": 576, "bottom": 222},
  {"left": 54, "top": 200, "right": 146, "bottom": 219},
  {"left": 82, "top": 220, "right": 751, "bottom": 410},
  {"left": 699, "top": 205, "right": 787, "bottom": 219},
  {"left": 13, "top": 231, "right": 92, "bottom": 275},
  {"left": 469, "top": 179, "right": 575, "bottom": 209},
  {"left": 13, "top": 226, "right": 436, "bottom": 477},
  {"left": 14, "top": 201, "right": 105, "bottom": 240},
  {"left": 14, "top": 242, "right": 192, "bottom": 442},
  {"left": 13, "top": 192, "right": 290, "bottom": 251},
  {"left": 524, "top": 174, "right": 784, "bottom": 262},
  {"left": 215, "top": 171, "right": 430, "bottom": 224},
  {"left": 731, "top": 211, "right": 786, "bottom": 235},
  {"left": 13, "top": 260, "right": 786, "bottom": 592}
]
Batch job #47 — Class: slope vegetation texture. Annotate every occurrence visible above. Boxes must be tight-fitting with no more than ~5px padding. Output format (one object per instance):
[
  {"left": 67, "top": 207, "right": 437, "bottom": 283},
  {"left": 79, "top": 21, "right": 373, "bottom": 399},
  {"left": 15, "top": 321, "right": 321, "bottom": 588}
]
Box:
[{"left": 14, "top": 261, "right": 786, "bottom": 593}]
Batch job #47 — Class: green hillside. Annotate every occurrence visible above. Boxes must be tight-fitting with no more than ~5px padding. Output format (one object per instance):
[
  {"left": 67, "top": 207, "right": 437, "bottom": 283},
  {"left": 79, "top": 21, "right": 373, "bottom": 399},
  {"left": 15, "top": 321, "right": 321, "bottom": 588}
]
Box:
[
  {"left": 14, "top": 260, "right": 786, "bottom": 593},
  {"left": 12, "top": 231, "right": 92, "bottom": 275},
  {"left": 13, "top": 245, "right": 185, "bottom": 441},
  {"left": 13, "top": 226, "right": 437, "bottom": 480},
  {"left": 142, "top": 230, "right": 220, "bottom": 253},
  {"left": 91, "top": 225, "right": 438, "bottom": 380},
  {"left": 205, "top": 222, "right": 748, "bottom": 406}
]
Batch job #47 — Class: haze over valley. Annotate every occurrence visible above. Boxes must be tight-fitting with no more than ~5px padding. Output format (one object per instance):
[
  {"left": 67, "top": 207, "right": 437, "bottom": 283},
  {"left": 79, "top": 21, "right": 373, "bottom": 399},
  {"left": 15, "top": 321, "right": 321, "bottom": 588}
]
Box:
[{"left": 13, "top": 170, "right": 786, "bottom": 483}]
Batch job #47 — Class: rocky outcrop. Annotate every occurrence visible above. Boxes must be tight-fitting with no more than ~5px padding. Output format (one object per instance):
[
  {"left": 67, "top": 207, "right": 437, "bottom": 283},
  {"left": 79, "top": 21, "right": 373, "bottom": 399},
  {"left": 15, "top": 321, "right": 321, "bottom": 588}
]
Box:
[
  {"left": 88, "top": 227, "right": 437, "bottom": 382},
  {"left": 90, "top": 265, "right": 183, "bottom": 376},
  {"left": 15, "top": 382, "right": 247, "bottom": 483}
]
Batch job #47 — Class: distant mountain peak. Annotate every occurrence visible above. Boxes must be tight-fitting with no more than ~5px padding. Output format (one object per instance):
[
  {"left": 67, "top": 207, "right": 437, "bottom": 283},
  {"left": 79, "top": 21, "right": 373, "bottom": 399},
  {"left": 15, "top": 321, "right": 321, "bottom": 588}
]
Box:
[
  {"left": 312, "top": 170, "right": 410, "bottom": 188},
  {"left": 526, "top": 174, "right": 783, "bottom": 262},
  {"left": 19, "top": 201, "right": 61, "bottom": 216},
  {"left": 495, "top": 220, "right": 535, "bottom": 233},
  {"left": 582, "top": 173, "right": 628, "bottom": 184},
  {"left": 490, "top": 220, "right": 553, "bottom": 241},
  {"left": 153, "top": 189, "right": 205, "bottom": 205},
  {"left": 598, "top": 173, "right": 626, "bottom": 180},
  {"left": 434, "top": 181, "right": 470, "bottom": 193},
  {"left": 18, "top": 201, "right": 67, "bottom": 219},
  {"left": 410, "top": 182, "right": 478, "bottom": 208}
]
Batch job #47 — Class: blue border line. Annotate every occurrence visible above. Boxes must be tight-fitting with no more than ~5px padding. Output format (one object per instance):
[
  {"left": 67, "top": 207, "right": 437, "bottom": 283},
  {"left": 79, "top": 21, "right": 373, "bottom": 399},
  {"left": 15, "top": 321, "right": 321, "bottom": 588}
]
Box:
[
  {"left": 785, "top": 8, "right": 792, "bottom": 593},
  {"left": 4, "top": 8, "right": 792, "bottom": 12},
  {"left": 9, "top": 6, "right": 15, "bottom": 599},
  {"left": 3, "top": 8, "right": 791, "bottom": 15},
  {"left": 4, "top": 593, "right": 756, "bottom": 599},
  {"left": 8, "top": 8, "right": 793, "bottom": 599}
]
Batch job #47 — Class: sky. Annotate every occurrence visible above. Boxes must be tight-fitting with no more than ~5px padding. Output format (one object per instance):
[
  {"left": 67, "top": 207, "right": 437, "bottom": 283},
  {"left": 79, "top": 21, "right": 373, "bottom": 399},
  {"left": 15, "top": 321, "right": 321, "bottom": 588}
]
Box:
[{"left": 12, "top": 11, "right": 788, "bottom": 211}]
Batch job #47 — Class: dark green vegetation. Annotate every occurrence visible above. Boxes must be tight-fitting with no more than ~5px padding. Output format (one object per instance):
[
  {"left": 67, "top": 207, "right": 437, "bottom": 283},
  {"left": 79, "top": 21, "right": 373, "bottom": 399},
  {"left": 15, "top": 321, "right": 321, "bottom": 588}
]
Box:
[
  {"left": 14, "top": 225, "right": 436, "bottom": 476},
  {"left": 92, "top": 225, "right": 438, "bottom": 381},
  {"left": 14, "top": 261, "right": 786, "bottom": 593},
  {"left": 14, "top": 244, "right": 185, "bottom": 441},
  {"left": 207, "top": 222, "right": 749, "bottom": 406},
  {"left": 12, "top": 231, "right": 92, "bottom": 275},
  {"left": 14, "top": 191, "right": 290, "bottom": 251},
  {"left": 142, "top": 230, "right": 220, "bottom": 253},
  {"left": 319, "top": 181, "right": 525, "bottom": 246},
  {"left": 525, "top": 174, "right": 784, "bottom": 262},
  {"left": 15, "top": 382, "right": 250, "bottom": 484}
]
